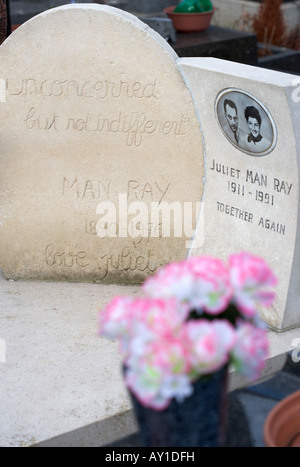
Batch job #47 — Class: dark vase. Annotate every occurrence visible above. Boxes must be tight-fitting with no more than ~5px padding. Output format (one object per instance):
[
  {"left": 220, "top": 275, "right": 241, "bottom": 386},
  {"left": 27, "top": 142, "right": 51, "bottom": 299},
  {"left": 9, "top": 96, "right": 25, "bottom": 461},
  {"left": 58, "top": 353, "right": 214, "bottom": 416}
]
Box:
[{"left": 128, "top": 366, "right": 229, "bottom": 447}]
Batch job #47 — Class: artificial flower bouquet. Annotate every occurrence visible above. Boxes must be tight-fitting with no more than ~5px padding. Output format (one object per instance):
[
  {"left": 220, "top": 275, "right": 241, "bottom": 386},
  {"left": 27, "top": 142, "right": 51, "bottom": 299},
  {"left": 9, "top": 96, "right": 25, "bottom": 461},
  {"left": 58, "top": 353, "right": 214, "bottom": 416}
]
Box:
[{"left": 99, "top": 252, "right": 277, "bottom": 411}]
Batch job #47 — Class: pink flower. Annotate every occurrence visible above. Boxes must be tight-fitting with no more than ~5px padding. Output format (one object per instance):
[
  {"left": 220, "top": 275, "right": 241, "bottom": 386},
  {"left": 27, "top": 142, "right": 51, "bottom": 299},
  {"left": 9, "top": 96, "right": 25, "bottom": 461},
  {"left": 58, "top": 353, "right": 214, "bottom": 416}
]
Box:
[
  {"left": 98, "top": 253, "right": 276, "bottom": 409},
  {"left": 99, "top": 296, "right": 184, "bottom": 357},
  {"left": 125, "top": 335, "right": 192, "bottom": 410},
  {"left": 99, "top": 297, "right": 181, "bottom": 336},
  {"left": 143, "top": 257, "right": 232, "bottom": 315},
  {"left": 132, "top": 297, "right": 184, "bottom": 338},
  {"left": 125, "top": 362, "right": 168, "bottom": 410},
  {"left": 186, "top": 257, "right": 232, "bottom": 313},
  {"left": 98, "top": 295, "right": 133, "bottom": 339},
  {"left": 127, "top": 297, "right": 185, "bottom": 358},
  {"left": 229, "top": 252, "right": 277, "bottom": 317},
  {"left": 142, "top": 261, "right": 194, "bottom": 312},
  {"left": 184, "top": 320, "right": 236, "bottom": 376},
  {"left": 231, "top": 322, "right": 269, "bottom": 381}
]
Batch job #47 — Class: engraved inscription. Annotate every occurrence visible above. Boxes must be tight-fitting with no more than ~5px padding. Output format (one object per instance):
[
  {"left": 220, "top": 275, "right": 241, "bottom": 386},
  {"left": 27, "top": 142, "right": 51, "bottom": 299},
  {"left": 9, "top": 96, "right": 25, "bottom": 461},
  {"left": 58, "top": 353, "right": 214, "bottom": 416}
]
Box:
[
  {"left": 210, "top": 158, "right": 292, "bottom": 236},
  {"left": 62, "top": 177, "right": 111, "bottom": 200},
  {"left": 8, "top": 74, "right": 191, "bottom": 147},
  {"left": 48, "top": 175, "right": 174, "bottom": 281},
  {"left": 45, "top": 244, "right": 91, "bottom": 268},
  {"left": 24, "top": 108, "right": 189, "bottom": 147},
  {"left": 98, "top": 247, "right": 158, "bottom": 281},
  {"left": 7, "top": 78, "right": 159, "bottom": 100},
  {"left": 127, "top": 179, "right": 171, "bottom": 204},
  {"left": 85, "top": 218, "right": 163, "bottom": 242},
  {"left": 45, "top": 243, "right": 160, "bottom": 281}
]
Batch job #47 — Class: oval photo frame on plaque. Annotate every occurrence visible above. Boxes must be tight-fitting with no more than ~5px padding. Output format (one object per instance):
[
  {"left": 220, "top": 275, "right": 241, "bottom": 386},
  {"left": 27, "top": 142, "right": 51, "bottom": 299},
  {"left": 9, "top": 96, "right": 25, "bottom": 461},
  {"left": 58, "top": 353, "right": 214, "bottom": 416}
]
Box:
[{"left": 215, "top": 88, "right": 277, "bottom": 157}]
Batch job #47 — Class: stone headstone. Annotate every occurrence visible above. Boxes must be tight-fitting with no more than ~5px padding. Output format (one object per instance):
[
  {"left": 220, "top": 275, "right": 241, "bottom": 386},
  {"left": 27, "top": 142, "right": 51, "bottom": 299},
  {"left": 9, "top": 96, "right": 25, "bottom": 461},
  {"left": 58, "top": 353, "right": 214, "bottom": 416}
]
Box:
[
  {"left": 179, "top": 57, "right": 300, "bottom": 331},
  {"left": 0, "top": 5, "right": 204, "bottom": 283}
]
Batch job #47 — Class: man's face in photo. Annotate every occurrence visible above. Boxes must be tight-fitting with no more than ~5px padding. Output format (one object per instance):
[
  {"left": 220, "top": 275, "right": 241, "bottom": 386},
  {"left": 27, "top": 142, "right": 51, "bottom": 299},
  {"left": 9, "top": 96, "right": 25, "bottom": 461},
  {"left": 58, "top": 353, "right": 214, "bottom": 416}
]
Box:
[{"left": 225, "top": 104, "right": 238, "bottom": 134}]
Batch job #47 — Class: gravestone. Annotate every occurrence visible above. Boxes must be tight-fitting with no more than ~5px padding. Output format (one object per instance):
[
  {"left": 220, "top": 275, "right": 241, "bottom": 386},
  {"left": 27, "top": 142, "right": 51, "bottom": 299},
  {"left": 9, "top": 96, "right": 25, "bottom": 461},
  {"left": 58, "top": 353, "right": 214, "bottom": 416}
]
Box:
[
  {"left": 0, "top": 4, "right": 204, "bottom": 284},
  {"left": 179, "top": 57, "right": 300, "bottom": 331}
]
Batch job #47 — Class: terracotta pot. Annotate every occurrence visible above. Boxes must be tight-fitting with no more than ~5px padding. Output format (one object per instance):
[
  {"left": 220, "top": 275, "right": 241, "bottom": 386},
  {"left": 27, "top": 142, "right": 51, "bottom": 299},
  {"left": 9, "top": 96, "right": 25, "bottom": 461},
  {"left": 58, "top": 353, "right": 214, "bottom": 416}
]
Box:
[
  {"left": 164, "top": 6, "right": 215, "bottom": 33},
  {"left": 264, "top": 390, "right": 300, "bottom": 447}
]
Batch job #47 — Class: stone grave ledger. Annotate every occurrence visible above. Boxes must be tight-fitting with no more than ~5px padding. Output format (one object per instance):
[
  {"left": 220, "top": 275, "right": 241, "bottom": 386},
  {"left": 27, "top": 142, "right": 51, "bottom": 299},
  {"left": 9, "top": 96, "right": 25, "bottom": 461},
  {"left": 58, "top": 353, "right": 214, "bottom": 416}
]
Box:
[
  {"left": 0, "top": 4, "right": 204, "bottom": 284},
  {"left": 180, "top": 58, "right": 300, "bottom": 331}
]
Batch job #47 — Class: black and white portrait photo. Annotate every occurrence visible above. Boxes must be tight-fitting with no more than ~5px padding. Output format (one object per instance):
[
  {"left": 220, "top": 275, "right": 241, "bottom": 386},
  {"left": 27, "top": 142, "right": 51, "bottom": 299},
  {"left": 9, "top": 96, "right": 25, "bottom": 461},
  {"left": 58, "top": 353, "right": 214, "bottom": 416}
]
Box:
[{"left": 215, "top": 89, "right": 277, "bottom": 156}]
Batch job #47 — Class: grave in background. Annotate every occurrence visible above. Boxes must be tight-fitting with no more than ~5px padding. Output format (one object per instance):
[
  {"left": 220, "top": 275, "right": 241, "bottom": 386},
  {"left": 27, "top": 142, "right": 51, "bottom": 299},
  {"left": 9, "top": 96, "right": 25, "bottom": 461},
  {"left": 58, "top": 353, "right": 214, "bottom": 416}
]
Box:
[{"left": 212, "top": 0, "right": 300, "bottom": 35}]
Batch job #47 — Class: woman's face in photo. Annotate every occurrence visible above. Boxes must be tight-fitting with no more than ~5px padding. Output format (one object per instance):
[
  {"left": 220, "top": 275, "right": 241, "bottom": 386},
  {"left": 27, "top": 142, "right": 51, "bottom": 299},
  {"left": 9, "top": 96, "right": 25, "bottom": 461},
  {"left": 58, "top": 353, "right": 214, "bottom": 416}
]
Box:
[{"left": 247, "top": 117, "right": 260, "bottom": 138}]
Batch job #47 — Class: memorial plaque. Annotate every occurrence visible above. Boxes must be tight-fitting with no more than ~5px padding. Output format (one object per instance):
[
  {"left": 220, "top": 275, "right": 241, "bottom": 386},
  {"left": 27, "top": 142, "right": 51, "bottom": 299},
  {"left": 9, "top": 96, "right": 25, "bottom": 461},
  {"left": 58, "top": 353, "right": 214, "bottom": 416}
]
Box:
[
  {"left": 0, "top": 5, "right": 204, "bottom": 283},
  {"left": 179, "top": 58, "right": 300, "bottom": 331}
]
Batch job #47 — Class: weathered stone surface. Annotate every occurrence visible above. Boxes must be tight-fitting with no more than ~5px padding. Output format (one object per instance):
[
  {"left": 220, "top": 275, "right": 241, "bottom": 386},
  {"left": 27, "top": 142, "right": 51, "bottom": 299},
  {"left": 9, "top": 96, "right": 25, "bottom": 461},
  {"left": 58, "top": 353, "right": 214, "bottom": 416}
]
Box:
[
  {"left": 180, "top": 57, "right": 300, "bottom": 331},
  {"left": 0, "top": 4, "right": 204, "bottom": 283}
]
